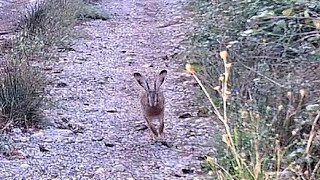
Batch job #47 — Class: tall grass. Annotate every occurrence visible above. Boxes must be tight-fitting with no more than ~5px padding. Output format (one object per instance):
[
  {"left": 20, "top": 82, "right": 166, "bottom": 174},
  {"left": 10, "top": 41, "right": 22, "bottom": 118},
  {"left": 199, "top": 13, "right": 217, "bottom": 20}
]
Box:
[{"left": 0, "top": 61, "right": 45, "bottom": 130}]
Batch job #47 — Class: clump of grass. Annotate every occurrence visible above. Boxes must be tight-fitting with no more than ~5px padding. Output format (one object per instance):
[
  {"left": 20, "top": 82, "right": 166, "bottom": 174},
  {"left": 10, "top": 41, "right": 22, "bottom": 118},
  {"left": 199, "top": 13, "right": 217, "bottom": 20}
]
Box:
[
  {"left": 0, "top": 60, "right": 46, "bottom": 130},
  {"left": 0, "top": 0, "right": 106, "bottom": 131},
  {"left": 13, "top": 0, "right": 109, "bottom": 61},
  {"left": 78, "top": 1, "right": 109, "bottom": 21},
  {"left": 14, "top": 0, "right": 84, "bottom": 60},
  {"left": 185, "top": 51, "right": 320, "bottom": 179}
]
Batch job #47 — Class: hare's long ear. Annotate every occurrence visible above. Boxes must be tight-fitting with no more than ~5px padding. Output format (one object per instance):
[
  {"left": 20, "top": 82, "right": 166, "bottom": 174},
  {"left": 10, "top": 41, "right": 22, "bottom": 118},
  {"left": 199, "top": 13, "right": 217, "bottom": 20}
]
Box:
[
  {"left": 134, "top": 72, "right": 148, "bottom": 90},
  {"left": 156, "top": 70, "right": 167, "bottom": 90}
]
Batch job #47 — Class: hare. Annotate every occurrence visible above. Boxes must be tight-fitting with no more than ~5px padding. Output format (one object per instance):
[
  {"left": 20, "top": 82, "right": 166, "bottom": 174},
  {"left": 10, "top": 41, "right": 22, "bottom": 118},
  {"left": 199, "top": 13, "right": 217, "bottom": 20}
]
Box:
[{"left": 133, "top": 70, "right": 167, "bottom": 141}]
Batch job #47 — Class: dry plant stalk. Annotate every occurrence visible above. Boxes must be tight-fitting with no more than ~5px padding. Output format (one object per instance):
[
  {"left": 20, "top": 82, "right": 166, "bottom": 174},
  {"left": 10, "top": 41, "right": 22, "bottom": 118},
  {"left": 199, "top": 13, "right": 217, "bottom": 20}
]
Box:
[
  {"left": 186, "top": 50, "right": 256, "bottom": 177},
  {"left": 305, "top": 112, "right": 320, "bottom": 155}
]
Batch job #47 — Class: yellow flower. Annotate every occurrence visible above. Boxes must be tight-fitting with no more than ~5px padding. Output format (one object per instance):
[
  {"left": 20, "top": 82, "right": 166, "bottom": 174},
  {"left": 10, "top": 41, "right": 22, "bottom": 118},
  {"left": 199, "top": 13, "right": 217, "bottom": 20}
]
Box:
[
  {"left": 219, "top": 50, "right": 229, "bottom": 63},
  {"left": 185, "top": 63, "right": 195, "bottom": 74}
]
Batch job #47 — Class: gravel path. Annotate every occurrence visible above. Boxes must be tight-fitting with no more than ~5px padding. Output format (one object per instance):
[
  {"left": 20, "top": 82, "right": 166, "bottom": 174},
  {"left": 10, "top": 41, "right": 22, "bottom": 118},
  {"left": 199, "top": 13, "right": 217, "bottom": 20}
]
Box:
[{"left": 0, "top": 0, "right": 216, "bottom": 179}]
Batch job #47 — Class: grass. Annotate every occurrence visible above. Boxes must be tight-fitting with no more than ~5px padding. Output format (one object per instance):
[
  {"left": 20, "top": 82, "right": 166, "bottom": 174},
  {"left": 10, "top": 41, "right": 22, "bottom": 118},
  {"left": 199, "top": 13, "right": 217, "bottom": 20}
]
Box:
[
  {"left": 0, "top": 61, "right": 46, "bottom": 130},
  {"left": 183, "top": 0, "right": 320, "bottom": 179}
]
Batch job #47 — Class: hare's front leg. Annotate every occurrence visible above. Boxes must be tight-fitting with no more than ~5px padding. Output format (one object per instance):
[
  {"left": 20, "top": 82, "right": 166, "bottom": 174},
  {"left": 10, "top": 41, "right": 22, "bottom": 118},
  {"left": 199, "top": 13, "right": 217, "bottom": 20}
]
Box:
[
  {"left": 144, "top": 115, "right": 158, "bottom": 141},
  {"left": 158, "top": 113, "right": 165, "bottom": 140}
]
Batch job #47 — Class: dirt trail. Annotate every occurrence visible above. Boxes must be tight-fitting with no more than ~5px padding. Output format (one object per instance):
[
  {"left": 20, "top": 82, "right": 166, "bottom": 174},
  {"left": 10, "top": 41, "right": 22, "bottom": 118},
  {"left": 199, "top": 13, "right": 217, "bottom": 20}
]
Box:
[{"left": 0, "top": 0, "right": 216, "bottom": 179}]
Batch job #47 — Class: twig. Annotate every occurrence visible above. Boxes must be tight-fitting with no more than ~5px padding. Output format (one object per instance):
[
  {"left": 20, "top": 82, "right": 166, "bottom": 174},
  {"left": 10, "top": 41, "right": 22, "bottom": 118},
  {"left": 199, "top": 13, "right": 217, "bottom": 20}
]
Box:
[
  {"left": 311, "top": 160, "right": 320, "bottom": 180},
  {"left": 233, "top": 53, "right": 289, "bottom": 89},
  {"left": 214, "top": 161, "right": 235, "bottom": 180},
  {"left": 304, "top": 112, "right": 320, "bottom": 155},
  {"left": 157, "top": 20, "right": 184, "bottom": 28},
  {"left": 261, "top": 16, "right": 318, "bottom": 20}
]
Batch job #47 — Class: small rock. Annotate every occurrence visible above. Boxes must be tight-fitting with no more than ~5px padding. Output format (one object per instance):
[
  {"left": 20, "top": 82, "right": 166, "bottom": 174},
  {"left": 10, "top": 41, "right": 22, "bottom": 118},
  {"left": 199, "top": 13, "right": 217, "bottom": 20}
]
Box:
[
  {"left": 95, "top": 167, "right": 105, "bottom": 174},
  {"left": 20, "top": 163, "right": 30, "bottom": 169},
  {"left": 49, "top": 129, "right": 74, "bottom": 136},
  {"left": 61, "top": 118, "right": 69, "bottom": 123},
  {"left": 104, "top": 142, "right": 115, "bottom": 147},
  {"left": 12, "top": 128, "right": 22, "bottom": 134},
  {"left": 160, "top": 141, "right": 173, "bottom": 148},
  {"left": 106, "top": 110, "right": 117, "bottom": 113},
  {"left": 174, "top": 173, "right": 184, "bottom": 177},
  {"left": 182, "top": 168, "right": 193, "bottom": 174},
  {"left": 56, "top": 82, "right": 68, "bottom": 88},
  {"left": 19, "top": 137, "right": 29, "bottom": 142},
  {"left": 113, "top": 164, "right": 126, "bottom": 172},
  {"left": 53, "top": 69, "right": 63, "bottom": 73},
  {"left": 179, "top": 113, "right": 192, "bottom": 119},
  {"left": 142, "top": 63, "right": 153, "bottom": 68},
  {"left": 197, "top": 107, "right": 210, "bottom": 117},
  {"left": 39, "top": 144, "right": 50, "bottom": 152},
  {"left": 43, "top": 67, "right": 53, "bottom": 71},
  {"left": 31, "top": 131, "right": 44, "bottom": 141},
  {"left": 92, "top": 136, "right": 104, "bottom": 141},
  {"left": 135, "top": 124, "right": 148, "bottom": 131}
]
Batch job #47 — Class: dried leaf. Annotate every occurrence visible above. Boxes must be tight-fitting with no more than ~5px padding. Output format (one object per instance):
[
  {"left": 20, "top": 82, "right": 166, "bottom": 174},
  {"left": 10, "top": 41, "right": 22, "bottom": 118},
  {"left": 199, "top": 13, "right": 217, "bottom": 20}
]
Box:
[
  {"left": 313, "top": 19, "right": 320, "bottom": 29},
  {"left": 304, "top": 10, "right": 310, "bottom": 18},
  {"left": 206, "top": 156, "right": 215, "bottom": 167},
  {"left": 240, "top": 110, "right": 249, "bottom": 119},
  {"left": 240, "top": 29, "right": 254, "bottom": 36},
  {"left": 282, "top": 8, "right": 293, "bottom": 16}
]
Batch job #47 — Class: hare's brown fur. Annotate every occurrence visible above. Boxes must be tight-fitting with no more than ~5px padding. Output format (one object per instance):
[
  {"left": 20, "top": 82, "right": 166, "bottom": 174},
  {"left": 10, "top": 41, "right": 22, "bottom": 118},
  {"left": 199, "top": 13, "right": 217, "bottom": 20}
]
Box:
[{"left": 134, "top": 70, "right": 167, "bottom": 141}]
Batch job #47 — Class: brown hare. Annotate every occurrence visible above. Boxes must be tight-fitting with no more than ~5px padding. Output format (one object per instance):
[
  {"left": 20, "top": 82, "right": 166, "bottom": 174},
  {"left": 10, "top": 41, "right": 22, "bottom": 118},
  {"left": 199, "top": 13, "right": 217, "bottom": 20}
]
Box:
[{"left": 133, "top": 70, "right": 167, "bottom": 141}]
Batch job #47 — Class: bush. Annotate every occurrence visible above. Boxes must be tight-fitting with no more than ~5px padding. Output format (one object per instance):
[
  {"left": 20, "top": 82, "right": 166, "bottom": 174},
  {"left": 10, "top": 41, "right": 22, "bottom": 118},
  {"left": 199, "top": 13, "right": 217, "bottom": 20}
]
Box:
[{"left": 183, "top": 0, "right": 320, "bottom": 179}]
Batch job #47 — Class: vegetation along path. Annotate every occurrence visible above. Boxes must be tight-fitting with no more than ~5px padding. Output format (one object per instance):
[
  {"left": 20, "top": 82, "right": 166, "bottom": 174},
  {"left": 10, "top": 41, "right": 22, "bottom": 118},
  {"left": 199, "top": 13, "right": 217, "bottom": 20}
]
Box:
[{"left": 0, "top": 0, "right": 216, "bottom": 179}]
